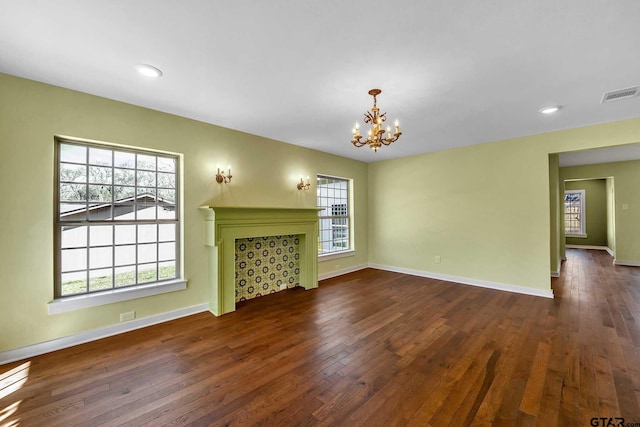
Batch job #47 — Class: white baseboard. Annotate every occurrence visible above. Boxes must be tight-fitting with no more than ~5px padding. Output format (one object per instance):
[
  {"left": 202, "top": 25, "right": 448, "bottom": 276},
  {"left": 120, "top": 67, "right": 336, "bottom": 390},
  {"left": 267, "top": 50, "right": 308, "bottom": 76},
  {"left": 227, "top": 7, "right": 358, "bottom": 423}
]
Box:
[
  {"left": 614, "top": 259, "right": 640, "bottom": 267},
  {"left": 551, "top": 258, "right": 562, "bottom": 278},
  {"left": 319, "top": 264, "right": 368, "bottom": 281},
  {"left": 566, "top": 244, "right": 609, "bottom": 251},
  {"left": 368, "top": 263, "right": 554, "bottom": 299},
  {"left": 0, "top": 303, "right": 209, "bottom": 365},
  {"left": 566, "top": 245, "right": 616, "bottom": 259}
]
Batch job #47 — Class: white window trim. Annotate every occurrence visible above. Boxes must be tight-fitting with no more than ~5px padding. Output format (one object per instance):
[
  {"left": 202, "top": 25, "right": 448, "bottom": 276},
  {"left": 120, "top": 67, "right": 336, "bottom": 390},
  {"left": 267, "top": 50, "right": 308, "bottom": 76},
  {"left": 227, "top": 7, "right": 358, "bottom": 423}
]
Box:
[
  {"left": 48, "top": 279, "right": 187, "bottom": 314},
  {"left": 317, "top": 174, "right": 354, "bottom": 256},
  {"left": 53, "top": 136, "right": 185, "bottom": 310},
  {"left": 564, "top": 189, "right": 587, "bottom": 238},
  {"left": 318, "top": 249, "right": 356, "bottom": 261}
]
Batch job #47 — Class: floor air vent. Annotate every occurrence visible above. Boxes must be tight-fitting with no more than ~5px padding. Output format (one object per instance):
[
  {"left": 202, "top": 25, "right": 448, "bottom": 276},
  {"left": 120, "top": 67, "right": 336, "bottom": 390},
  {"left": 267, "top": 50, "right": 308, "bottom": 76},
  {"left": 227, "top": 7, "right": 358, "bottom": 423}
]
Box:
[{"left": 601, "top": 86, "right": 640, "bottom": 103}]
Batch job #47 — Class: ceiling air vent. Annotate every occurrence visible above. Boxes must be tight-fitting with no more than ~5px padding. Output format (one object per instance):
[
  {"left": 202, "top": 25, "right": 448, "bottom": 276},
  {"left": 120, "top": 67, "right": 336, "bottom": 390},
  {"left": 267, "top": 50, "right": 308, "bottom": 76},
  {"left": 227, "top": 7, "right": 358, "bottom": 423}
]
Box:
[{"left": 601, "top": 86, "right": 640, "bottom": 104}]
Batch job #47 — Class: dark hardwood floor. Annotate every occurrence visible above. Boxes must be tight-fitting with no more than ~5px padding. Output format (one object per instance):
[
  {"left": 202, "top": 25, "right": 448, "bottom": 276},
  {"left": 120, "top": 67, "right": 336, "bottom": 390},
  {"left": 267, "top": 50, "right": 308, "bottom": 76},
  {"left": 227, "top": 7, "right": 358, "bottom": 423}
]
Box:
[{"left": 2, "top": 249, "right": 640, "bottom": 426}]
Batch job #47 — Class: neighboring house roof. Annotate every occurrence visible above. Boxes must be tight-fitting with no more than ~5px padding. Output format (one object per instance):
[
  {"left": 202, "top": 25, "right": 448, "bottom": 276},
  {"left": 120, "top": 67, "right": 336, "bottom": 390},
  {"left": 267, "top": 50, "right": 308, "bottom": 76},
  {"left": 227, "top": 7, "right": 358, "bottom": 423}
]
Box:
[{"left": 61, "top": 193, "right": 175, "bottom": 220}]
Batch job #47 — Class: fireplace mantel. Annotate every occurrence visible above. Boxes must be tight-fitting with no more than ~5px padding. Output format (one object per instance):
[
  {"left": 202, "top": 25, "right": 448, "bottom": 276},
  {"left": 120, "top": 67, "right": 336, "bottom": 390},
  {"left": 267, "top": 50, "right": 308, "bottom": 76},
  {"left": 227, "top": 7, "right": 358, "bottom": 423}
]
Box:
[{"left": 199, "top": 206, "right": 320, "bottom": 315}]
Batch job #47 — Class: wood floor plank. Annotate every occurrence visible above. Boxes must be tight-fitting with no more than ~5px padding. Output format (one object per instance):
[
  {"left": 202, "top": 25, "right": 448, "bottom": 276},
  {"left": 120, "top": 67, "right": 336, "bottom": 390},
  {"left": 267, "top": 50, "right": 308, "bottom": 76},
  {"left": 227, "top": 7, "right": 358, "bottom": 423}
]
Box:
[{"left": 2, "top": 248, "right": 640, "bottom": 425}]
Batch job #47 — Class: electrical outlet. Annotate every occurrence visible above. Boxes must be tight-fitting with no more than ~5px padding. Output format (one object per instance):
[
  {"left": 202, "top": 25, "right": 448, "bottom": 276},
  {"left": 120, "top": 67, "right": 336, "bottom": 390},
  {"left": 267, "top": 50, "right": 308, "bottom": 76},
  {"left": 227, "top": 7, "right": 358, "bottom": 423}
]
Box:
[
  {"left": 120, "top": 311, "right": 135, "bottom": 322},
  {"left": 279, "top": 283, "right": 287, "bottom": 291},
  {"left": 435, "top": 255, "right": 441, "bottom": 264},
  {"left": 334, "top": 264, "right": 341, "bottom": 270},
  {"left": 623, "top": 203, "right": 629, "bottom": 210}
]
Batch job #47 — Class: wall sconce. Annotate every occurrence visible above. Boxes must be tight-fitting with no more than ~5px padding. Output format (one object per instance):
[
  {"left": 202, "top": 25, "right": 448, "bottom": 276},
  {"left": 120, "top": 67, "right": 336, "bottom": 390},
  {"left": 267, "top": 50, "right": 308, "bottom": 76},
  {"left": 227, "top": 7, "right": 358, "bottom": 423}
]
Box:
[
  {"left": 216, "top": 166, "right": 232, "bottom": 184},
  {"left": 297, "top": 176, "right": 311, "bottom": 191}
]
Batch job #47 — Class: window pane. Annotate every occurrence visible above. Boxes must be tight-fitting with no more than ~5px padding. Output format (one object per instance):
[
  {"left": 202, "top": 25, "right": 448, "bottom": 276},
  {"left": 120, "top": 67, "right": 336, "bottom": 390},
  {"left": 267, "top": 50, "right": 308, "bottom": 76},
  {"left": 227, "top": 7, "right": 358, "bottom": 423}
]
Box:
[
  {"left": 159, "top": 242, "right": 175, "bottom": 261},
  {"left": 60, "top": 144, "right": 86, "bottom": 164},
  {"left": 114, "top": 168, "right": 135, "bottom": 186},
  {"left": 90, "top": 225, "right": 113, "bottom": 246},
  {"left": 60, "top": 183, "right": 87, "bottom": 202},
  {"left": 89, "top": 268, "right": 113, "bottom": 291},
  {"left": 88, "top": 185, "right": 112, "bottom": 202},
  {"left": 61, "top": 248, "right": 87, "bottom": 271},
  {"left": 61, "top": 226, "right": 87, "bottom": 249},
  {"left": 138, "top": 224, "right": 157, "bottom": 243},
  {"left": 115, "top": 225, "right": 136, "bottom": 244},
  {"left": 115, "top": 245, "right": 136, "bottom": 266},
  {"left": 89, "top": 147, "right": 112, "bottom": 166},
  {"left": 159, "top": 261, "right": 176, "bottom": 280},
  {"left": 157, "top": 173, "right": 175, "bottom": 189},
  {"left": 115, "top": 266, "right": 136, "bottom": 287},
  {"left": 113, "top": 186, "right": 135, "bottom": 201},
  {"left": 138, "top": 263, "right": 157, "bottom": 283},
  {"left": 137, "top": 171, "right": 156, "bottom": 187},
  {"left": 138, "top": 243, "right": 157, "bottom": 263},
  {"left": 61, "top": 271, "right": 87, "bottom": 295},
  {"left": 113, "top": 204, "right": 135, "bottom": 220},
  {"left": 158, "top": 157, "right": 176, "bottom": 173},
  {"left": 158, "top": 189, "right": 175, "bottom": 203},
  {"left": 88, "top": 166, "right": 112, "bottom": 184},
  {"left": 60, "top": 163, "right": 86, "bottom": 183},
  {"left": 90, "top": 246, "right": 112, "bottom": 269},
  {"left": 136, "top": 204, "right": 157, "bottom": 220},
  {"left": 88, "top": 203, "right": 113, "bottom": 221},
  {"left": 159, "top": 224, "right": 176, "bottom": 242},
  {"left": 60, "top": 203, "right": 88, "bottom": 221},
  {"left": 158, "top": 205, "right": 177, "bottom": 220},
  {"left": 137, "top": 154, "right": 156, "bottom": 171},
  {"left": 137, "top": 187, "right": 156, "bottom": 197},
  {"left": 114, "top": 151, "right": 135, "bottom": 168}
]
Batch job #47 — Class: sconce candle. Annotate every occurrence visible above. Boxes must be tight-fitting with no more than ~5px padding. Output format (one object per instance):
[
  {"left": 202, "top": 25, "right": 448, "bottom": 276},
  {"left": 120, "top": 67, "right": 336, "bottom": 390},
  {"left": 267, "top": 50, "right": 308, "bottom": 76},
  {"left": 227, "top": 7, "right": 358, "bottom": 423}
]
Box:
[
  {"left": 216, "top": 166, "right": 232, "bottom": 184},
  {"left": 297, "top": 176, "right": 311, "bottom": 191}
]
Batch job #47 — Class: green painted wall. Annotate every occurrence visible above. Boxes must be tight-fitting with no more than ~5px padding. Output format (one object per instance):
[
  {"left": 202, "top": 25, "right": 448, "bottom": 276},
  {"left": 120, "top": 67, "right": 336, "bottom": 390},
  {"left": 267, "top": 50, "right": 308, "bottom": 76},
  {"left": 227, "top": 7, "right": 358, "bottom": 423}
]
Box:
[
  {"left": 563, "top": 179, "right": 608, "bottom": 246},
  {"left": 0, "top": 73, "right": 368, "bottom": 352},
  {"left": 369, "top": 118, "right": 640, "bottom": 293},
  {"left": 3, "top": 71, "right": 640, "bottom": 354},
  {"left": 606, "top": 178, "right": 616, "bottom": 253},
  {"left": 561, "top": 160, "right": 640, "bottom": 264},
  {"left": 549, "top": 154, "right": 561, "bottom": 275}
]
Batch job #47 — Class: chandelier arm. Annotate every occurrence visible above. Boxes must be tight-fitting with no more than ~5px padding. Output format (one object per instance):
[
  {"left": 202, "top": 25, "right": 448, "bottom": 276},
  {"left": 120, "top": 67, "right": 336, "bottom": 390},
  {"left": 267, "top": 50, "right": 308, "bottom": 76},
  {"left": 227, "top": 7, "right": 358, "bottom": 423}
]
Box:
[{"left": 351, "top": 137, "right": 368, "bottom": 147}]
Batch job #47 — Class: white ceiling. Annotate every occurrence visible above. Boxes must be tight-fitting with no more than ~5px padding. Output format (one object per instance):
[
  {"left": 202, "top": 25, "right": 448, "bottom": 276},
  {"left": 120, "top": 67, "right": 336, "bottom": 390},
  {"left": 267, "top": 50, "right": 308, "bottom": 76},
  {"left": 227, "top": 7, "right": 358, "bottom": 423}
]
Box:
[
  {"left": 2, "top": 0, "right": 640, "bottom": 163},
  {"left": 559, "top": 143, "right": 640, "bottom": 167}
]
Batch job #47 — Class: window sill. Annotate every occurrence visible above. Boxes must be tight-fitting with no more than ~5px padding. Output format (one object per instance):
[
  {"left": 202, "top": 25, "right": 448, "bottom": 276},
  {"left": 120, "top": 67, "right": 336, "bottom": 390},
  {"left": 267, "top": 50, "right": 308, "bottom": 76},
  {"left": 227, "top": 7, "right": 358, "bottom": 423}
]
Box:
[
  {"left": 318, "top": 249, "right": 356, "bottom": 262},
  {"left": 566, "top": 233, "right": 588, "bottom": 239},
  {"left": 48, "top": 279, "right": 187, "bottom": 315}
]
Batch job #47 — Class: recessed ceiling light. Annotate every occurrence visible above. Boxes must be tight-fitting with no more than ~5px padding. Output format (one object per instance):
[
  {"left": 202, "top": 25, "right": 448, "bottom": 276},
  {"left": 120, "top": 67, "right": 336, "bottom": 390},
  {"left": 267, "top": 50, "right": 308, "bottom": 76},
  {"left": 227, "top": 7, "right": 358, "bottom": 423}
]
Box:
[
  {"left": 539, "top": 106, "right": 560, "bottom": 114},
  {"left": 135, "top": 64, "right": 163, "bottom": 78}
]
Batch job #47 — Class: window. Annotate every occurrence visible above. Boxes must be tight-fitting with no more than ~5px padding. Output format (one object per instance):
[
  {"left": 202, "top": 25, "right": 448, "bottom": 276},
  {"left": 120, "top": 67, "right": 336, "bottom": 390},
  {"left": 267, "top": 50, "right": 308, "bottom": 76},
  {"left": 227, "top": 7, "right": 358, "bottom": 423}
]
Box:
[
  {"left": 317, "top": 175, "right": 351, "bottom": 255},
  {"left": 55, "top": 137, "right": 180, "bottom": 298},
  {"left": 564, "top": 189, "right": 586, "bottom": 237}
]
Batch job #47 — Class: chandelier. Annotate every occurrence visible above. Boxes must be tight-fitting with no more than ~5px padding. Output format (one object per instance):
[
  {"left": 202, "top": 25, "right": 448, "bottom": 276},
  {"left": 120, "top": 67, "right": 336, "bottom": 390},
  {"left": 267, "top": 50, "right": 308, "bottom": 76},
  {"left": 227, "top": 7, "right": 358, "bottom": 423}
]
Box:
[{"left": 351, "top": 88, "right": 402, "bottom": 152}]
